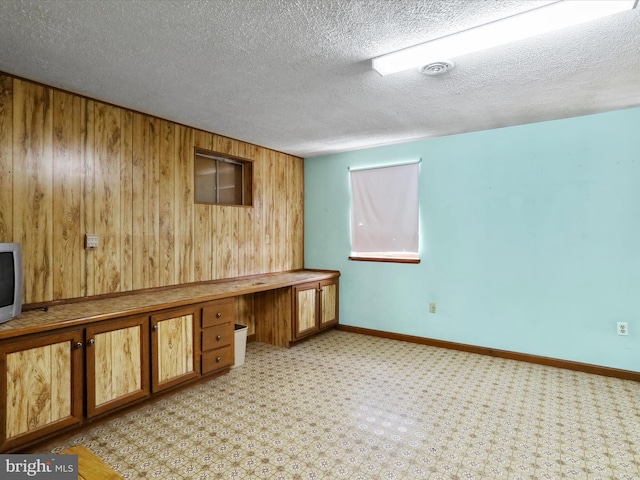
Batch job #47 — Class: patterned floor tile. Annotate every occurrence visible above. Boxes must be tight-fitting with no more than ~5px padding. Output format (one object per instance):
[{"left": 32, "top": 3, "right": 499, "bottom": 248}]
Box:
[{"left": 37, "top": 330, "right": 640, "bottom": 479}]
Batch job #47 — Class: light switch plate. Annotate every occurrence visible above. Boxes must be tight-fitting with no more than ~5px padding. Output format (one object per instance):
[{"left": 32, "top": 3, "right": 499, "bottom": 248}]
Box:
[{"left": 85, "top": 234, "right": 99, "bottom": 249}]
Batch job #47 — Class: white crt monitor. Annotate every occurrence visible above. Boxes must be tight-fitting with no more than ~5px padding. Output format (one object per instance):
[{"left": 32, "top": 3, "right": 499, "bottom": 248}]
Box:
[{"left": 0, "top": 242, "right": 23, "bottom": 324}]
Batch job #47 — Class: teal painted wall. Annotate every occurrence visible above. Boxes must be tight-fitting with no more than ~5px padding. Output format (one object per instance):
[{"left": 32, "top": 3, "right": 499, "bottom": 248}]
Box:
[{"left": 304, "top": 107, "right": 640, "bottom": 372}]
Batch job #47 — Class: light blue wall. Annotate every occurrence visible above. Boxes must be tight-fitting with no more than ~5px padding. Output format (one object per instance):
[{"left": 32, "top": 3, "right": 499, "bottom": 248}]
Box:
[{"left": 304, "top": 107, "right": 640, "bottom": 372}]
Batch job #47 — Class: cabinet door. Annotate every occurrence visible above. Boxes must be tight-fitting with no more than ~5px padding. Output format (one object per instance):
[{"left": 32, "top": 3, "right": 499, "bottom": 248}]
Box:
[
  {"left": 151, "top": 306, "right": 199, "bottom": 392},
  {"left": 319, "top": 279, "right": 339, "bottom": 330},
  {"left": 293, "top": 282, "right": 320, "bottom": 340},
  {"left": 1, "top": 330, "right": 83, "bottom": 451},
  {"left": 85, "top": 316, "right": 150, "bottom": 418}
]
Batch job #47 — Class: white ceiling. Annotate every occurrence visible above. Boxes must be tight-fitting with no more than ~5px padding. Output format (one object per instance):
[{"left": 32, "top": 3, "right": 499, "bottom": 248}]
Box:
[{"left": 0, "top": 0, "right": 639, "bottom": 158}]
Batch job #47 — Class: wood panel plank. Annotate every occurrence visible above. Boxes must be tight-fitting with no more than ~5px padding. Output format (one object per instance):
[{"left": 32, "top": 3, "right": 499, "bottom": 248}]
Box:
[
  {"left": 52, "top": 90, "right": 83, "bottom": 299},
  {"left": 292, "top": 157, "right": 304, "bottom": 268},
  {"left": 213, "top": 134, "right": 233, "bottom": 156},
  {"left": 131, "top": 113, "right": 148, "bottom": 290},
  {"left": 211, "top": 205, "right": 220, "bottom": 279},
  {"left": 283, "top": 154, "right": 293, "bottom": 271},
  {"left": 193, "top": 203, "right": 212, "bottom": 281},
  {"left": 193, "top": 130, "right": 213, "bottom": 281},
  {"left": 236, "top": 142, "right": 257, "bottom": 276},
  {"left": 83, "top": 100, "right": 96, "bottom": 297},
  {"left": 252, "top": 148, "right": 266, "bottom": 274},
  {"left": 216, "top": 206, "right": 234, "bottom": 278},
  {"left": 120, "top": 110, "right": 133, "bottom": 292},
  {"left": 231, "top": 202, "right": 240, "bottom": 278},
  {"left": 175, "top": 125, "right": 194, "bottom": 284},
  {"left": 12, "top": 79, "right": 53, "bottom": 302},
  {"left": 147, "top": 117, "right": 161, "bottom": 289},
  {"left": 94, "top": 102, "right": 122, "bottom": 294},
  {"left": 193, "top": 129, "right": 212, "bottom": 151},
  {"left": 275, "top": 153, "right": 287, "bottom": 272},
  {"left": 265, "top": 151, "right": 276, "bottom": 273},
  {"left": 237, "top": 206, "right": 253, "bottom": 277},
  {"left": 213, "top": 135, "right": 242, "bottom": 278},
  {"left": 158, "top": 120, "right": 175, "bottom": 286},
  {"left": 0, "top": 75, "right": 12, "bottom": 241}
]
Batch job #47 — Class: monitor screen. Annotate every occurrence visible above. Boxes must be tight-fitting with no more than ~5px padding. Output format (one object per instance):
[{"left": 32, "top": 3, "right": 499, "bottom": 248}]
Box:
[{"left": 0, "top": 252, "right": 15, "bottom": 308}]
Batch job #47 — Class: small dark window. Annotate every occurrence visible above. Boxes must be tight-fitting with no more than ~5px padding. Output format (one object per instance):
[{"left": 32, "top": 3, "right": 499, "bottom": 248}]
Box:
[{"left": 194, "top": 149, "right": 253, "bottom": 206}]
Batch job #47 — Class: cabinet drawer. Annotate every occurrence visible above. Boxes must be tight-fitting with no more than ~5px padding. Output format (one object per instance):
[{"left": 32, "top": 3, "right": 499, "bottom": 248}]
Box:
[
  {"left": 202, "top": 346, "right": 233, "bottom": 373},
  {"left": 202, "top": 299, "right": 235, "bottom": 328},
  {"left": 202, "top": 324, "right": 233, "bottom": 351}
]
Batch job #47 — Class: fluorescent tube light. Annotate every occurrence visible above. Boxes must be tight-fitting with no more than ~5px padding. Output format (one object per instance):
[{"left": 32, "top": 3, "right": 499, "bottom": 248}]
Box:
[{"left": 372, "top": 0, "right": 635, "bottom": 76}]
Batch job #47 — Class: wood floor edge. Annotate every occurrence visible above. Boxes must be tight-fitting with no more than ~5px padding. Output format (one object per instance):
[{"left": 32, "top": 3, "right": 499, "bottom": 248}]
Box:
[
  {"left": 61, "top": 445, "right": 124, "bottom": 479},
  {"left": 336, "top": 325, "right": 640, "bottom": 382}
]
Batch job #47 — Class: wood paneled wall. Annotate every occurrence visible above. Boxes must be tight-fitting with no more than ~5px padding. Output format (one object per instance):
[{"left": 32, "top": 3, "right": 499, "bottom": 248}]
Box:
[{"left": 0, "top": 74, "right": 304, "bottom": 304}]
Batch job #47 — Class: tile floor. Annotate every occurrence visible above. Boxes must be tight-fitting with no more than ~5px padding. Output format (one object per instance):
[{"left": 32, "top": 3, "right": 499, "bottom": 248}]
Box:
[{"left": 41, "top": 330, "right": 640, "bottom": 479}]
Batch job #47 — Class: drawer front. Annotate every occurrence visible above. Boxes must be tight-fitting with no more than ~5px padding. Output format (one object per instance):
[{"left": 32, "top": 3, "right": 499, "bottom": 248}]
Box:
[
  {"left": 202, "top": 324, "right": 233, "bottom": 351},
  {"left": 202, "top": 300, "right": 235, "bottom": 328},
  {"left": 202, "top": 345, "right": 233, "bottom": 373}
]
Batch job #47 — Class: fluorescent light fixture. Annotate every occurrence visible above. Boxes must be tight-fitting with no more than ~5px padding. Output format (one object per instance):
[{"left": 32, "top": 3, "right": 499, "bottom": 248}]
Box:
[{"left": 372, "top": 0, "right": 636, "bottom": 76}]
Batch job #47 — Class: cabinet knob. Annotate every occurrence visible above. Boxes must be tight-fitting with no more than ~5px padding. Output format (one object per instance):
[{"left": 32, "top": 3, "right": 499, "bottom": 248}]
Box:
[
  {"left": 216, "top": 357, "right": 222, "bottom": 363},
  {"left": 216, "top": 312, "right": 222, "bottom": 318},
  {"left": 216, "top": 335, "right": 222, "bottom": 341},
  {"left": 87, "top": 339, "right": 95, "bottom": 346},
  {"left": 74, "top": 342, "right": 83, "bottom": 349},
  {"left": 152, "top": 325, "right": 158, "bottom": 332}
]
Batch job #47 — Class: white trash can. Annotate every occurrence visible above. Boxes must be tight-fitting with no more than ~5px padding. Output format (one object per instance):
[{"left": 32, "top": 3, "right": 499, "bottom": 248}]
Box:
[{"left": 233, "top": 324, "right": 248, "bottom": 368}]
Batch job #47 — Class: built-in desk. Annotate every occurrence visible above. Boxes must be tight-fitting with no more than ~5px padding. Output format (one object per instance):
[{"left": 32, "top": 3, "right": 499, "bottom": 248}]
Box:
[
  {"left": 0, "top": 269, "right": 340, "bottom": 343},
  {"left": 0, "top": 269, "right": 339, "bottom": 452}
]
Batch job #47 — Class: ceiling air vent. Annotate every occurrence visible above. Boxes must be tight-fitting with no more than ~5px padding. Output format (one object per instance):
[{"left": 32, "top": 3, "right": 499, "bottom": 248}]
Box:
[{"left": 419, "top": 60, "right": 455, "bottom": 76}]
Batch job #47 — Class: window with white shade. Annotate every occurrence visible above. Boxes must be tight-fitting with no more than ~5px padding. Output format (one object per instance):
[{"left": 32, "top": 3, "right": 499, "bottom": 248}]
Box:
[{"left": 349, "top": 162, "right": 420, "bottom": 263}]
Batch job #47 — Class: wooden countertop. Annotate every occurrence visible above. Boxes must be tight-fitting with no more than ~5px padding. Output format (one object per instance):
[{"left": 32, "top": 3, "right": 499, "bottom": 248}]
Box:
[{"left": 0, "top": 269, "right": 339, "bottom": 341}]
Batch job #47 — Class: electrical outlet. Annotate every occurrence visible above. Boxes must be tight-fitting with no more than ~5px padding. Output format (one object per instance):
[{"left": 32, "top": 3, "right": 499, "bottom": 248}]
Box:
[
  {"left": 429, "top": 303, "right": 436, "bottom": 314},
  {"left": 617, "top": 322, "right": 628, "bottom": 336},
  {"left": 85, "top": 234, "right": 98, "bottom": 250}
]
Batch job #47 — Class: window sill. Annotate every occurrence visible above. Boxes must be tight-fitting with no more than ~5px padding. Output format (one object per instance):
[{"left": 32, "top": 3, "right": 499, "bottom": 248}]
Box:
[{"left": 348, "top": 256, "right": 420, "bottom": 264}]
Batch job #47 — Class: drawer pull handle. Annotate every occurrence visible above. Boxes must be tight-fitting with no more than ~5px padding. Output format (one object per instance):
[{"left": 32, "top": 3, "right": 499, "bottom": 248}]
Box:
[
  {"left": 216, "top": 356, "right": 222, "bottom": 363},
  {"left": 216, "top": 313, "right": 222, "bottom": 318},
  {"left": 216, "top": 335, "right": 222, "bottom": 341}
]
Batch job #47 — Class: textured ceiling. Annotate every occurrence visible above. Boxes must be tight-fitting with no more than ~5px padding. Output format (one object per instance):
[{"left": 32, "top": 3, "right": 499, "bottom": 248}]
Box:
[{"left": 0, "top": 0, "right": 639, "bottom": 158}]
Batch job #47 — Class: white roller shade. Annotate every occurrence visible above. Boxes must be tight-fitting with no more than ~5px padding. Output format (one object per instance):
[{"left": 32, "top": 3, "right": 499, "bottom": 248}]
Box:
[{"left": 350, "top": 162, "right": 419, "bottom": 261}]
